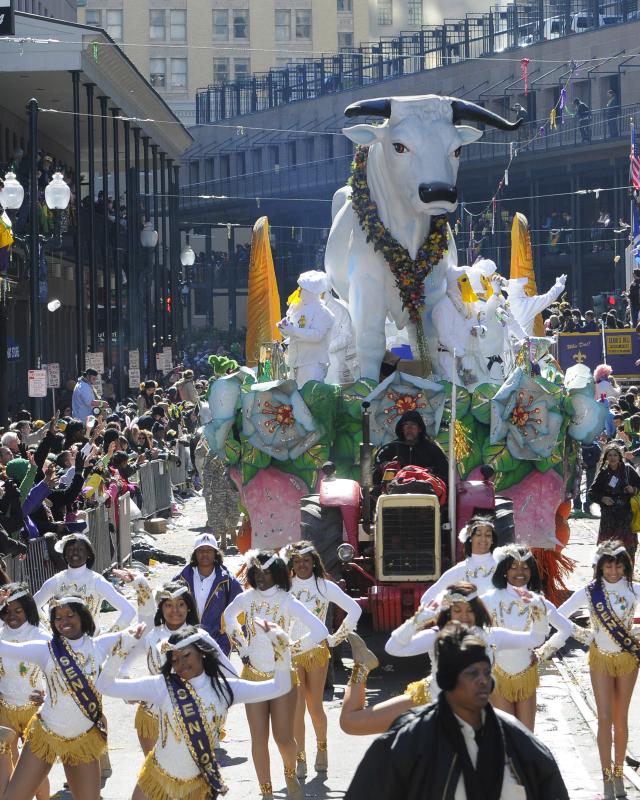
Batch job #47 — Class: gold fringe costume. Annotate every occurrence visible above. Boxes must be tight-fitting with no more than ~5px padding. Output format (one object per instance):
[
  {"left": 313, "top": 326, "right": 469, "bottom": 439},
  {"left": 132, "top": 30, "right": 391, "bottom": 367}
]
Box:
[
  {"left": 138, "top": 751, "right": 210, "bottom": 800},
  {"left": 493, "top": 662, "right": 539, "bottom": 703},
  {"left": 241, "top": 662, "right": 300, "bottom": 687},
  {"left": 293, "top": 641, "right": 330, "bottom": 673},
  {"left": 404, "top": 677, "right": 432, "bottom": 707},
  {"left": 0, "top": 697, "right": 38, "bottom": 739},
  {"left": 588, "top": 643, "right": 638, "bottom": 677},
  {"left": 25, "top": 715, "right": 106, "bottom": 766},
  {"left": 135, "top": 703, "right": 160, "bottom": 741}
]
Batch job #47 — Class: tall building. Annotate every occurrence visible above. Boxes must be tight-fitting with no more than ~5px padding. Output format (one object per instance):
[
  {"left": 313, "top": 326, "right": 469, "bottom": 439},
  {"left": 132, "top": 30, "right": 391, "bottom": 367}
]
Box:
[
  {"left": 76, "top": 1, "right": 437, "bottom": 124},
  {"left": 13, "top": 0, "right": 76, "bottom": 20}
]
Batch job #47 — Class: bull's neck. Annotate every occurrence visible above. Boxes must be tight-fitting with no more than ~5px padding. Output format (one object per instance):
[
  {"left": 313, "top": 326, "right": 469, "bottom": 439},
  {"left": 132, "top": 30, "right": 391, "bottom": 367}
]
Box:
[{"left": 367, "top": 145, "right": 431, "bottom": 260}]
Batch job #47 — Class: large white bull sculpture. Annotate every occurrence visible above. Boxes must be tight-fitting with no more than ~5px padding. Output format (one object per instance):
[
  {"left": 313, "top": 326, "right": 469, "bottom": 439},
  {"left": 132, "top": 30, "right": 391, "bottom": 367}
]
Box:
[{"left": 324, "top": 95, "right": 522, "bottom": 380}]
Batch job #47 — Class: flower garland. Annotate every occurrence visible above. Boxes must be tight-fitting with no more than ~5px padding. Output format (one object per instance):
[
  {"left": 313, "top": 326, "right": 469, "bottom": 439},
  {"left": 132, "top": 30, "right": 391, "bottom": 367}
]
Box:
[{"left": 348, "top": 146, "right": 449, "bottom": 369}]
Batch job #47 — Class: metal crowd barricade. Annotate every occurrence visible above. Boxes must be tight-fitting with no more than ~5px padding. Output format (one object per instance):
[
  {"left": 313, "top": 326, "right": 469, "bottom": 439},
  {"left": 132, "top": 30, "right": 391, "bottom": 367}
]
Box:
[
  {"left": 6, "top": 536, "right": 57, "bottom": 593},
  {"left": 138, "top": 461, "right": 158, "bottom": 518},
  {"left": 115, "top": 492, "right": 131, "bottom": 566},
  {"left": 167, "top": 442, "right": 190, "bottom": 489},
  {"left": 85, "top": 504, "right": 114, "bottom": 573},
  {"left": 153, "top": 460, "right": 173, "bottom": 514}
]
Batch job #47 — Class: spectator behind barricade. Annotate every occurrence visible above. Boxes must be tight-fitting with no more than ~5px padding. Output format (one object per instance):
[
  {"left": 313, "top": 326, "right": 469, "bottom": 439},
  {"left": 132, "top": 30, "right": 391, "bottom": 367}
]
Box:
[
  {"left": 174, "top": 370, "right": 199, "bottom": 404},
  {"left": 582, "top": 310, "right": 598, "bottom": 332},
  {"left": 0, "top": 447, "right": 13, "bottom": 466},
  {"left": 72, "top": 368, "right": 102, "bottom": 422},
  {"left": 594, "top": 364, "right": 621, "bottom": 402},
  {"left": 571, "top": 309, "right": 583, "bottom": 329},
  {"left": 559, "top": 308, "right": 577, "bottom": 333},
  {"left": 0, "top": 432, "right": 20, "bottom": 456},
  {"left": 137, "top": 404, "right": 166, "bottom": 432},
  {"left": 137, "top": 380, "right": 157, "bottom": 416}
]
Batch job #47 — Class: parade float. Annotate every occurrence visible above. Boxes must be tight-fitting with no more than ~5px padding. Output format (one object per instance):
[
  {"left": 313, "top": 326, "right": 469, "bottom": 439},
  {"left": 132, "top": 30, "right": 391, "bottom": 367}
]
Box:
[{"left": 203, "top": 94, "right": 608, "bottom": 617}]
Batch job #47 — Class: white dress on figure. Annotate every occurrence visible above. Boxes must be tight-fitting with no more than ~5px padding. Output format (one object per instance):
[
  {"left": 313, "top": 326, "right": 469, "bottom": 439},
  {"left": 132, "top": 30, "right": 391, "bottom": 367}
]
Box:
[
  {"left": 279, "top": 288, "right": 335, "bottom": 388},
  {"left": 419, "top": 553, "right": 498, "bottom": 606}
]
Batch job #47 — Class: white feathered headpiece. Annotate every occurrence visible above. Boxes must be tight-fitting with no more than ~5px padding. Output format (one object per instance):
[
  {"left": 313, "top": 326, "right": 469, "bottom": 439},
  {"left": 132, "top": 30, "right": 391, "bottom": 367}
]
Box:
[
  {"left": 492, "top": 543, "right": 532, "bottom": 565},
  {"left": 244, "top": 549, "right": 279, "bottom": 571},
  {"left": 591, "top": 541, "right": 628, "bottom": 566}
]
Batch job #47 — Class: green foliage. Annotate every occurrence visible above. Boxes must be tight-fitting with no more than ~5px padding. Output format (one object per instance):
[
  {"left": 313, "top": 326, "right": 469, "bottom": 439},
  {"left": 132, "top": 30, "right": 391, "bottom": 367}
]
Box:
[
  {"left": 495, "top": 459, "right": 533, "bottom": 491},
  {"left": 482, "top": 439, "right": 517, "bottom": 473},
  {"left": 471, "top": 383, "right": 499, "bottom": 425}
]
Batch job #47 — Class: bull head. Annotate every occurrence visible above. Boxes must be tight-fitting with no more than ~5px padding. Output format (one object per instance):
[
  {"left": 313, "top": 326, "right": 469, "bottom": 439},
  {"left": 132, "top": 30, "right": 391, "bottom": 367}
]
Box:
[{"left": 342, "top": 95, "right": 521, "bottom": 215}]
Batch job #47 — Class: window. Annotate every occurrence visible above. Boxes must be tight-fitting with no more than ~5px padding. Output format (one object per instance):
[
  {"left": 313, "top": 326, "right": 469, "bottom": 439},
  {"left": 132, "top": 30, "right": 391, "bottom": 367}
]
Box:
[
  {"left": 204, "top": 158, "right": 215, "bottom": 181},
  {"left": 234, "top": 58, "right": 250, "bottom": 80},
  {"left": 236, "top": 153, "right": 246, "bottom": 175},
  {"left": 170, "top": 9, "right": 186, "bottom": 41},
  {"left": 337, "top": 0, "right": 352, "bottom": 10},
  {"left": 220, "top": 155, "right": 230, "bottom": 179},
  {"left": 106, "top": 9, "right": 123, "bottom": 40},
  {"left": 408, "top": 0, "right": 422, "bottom": 25},
  {"left": 85, "top": 9, "right": 101, "bottom": 27},
  {"left": 275, "top": 9, "right": 291, "bottom": 41},
  {"left": 213, "top": 9, "right": 228, "bottom": 40},
  {"left": 233, "top": 9, "right": 249, "bottom": 40},
  {"left": 149, "top": 9, "right": 165, "bottom": 40},
  {"left": 324, "top": 134, "right": 334, "bottom": 159},
  {"left": 252, "top": 149, "right": 262, "bottom": 172},
  {"left": 295, "top": 9, "right": 311, "bottom": 39},
  {"left": 270, "top": 145, "right": 280, "bottom": 168},
  {"left": 338, "top": 32, "right": 353, "bottom": 48},
  {"left": 150, "top": 58, "right": 166, "bottom": 88},
  {"left": 170, "top": 58, "right": 187, "bottom": 89},
  {"left": 189, "top": 161, "right": 200, "bottom": 184},
  {"left": 377, "top": 0, "right": 392, "bottom": 25},
  {"left": 288, "top": 141, "right": 297, "bottom": 166},
  {"left": 213, "top": 57, "right": 229, "bottom": 83}
]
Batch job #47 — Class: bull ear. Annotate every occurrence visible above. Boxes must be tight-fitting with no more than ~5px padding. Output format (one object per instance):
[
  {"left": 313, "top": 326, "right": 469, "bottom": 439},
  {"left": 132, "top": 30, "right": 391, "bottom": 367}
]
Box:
[
  {"left": 455, "top": 125, "right": 483, "bottom": 145},
  {"left": 342, "top": 124, "right": 384, "bottom": 147}
]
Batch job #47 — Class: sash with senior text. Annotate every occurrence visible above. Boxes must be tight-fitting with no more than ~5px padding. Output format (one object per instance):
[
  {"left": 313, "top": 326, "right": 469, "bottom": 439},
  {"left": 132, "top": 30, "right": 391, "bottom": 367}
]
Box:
[
  {"left": 165, "top": 673, "right": 227, "bottom": 797},
  {"left": 49, "top": 637, "right": 106, "bottom": 736},
  {"left": 587, "top": 580, "right": 640, "bottom": 662}
]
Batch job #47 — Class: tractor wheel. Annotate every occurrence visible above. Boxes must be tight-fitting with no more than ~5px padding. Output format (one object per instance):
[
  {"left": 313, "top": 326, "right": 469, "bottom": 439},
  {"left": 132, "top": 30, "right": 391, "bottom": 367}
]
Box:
[{"left": 299, "top": 494, "right": 344, "bottom": 579}]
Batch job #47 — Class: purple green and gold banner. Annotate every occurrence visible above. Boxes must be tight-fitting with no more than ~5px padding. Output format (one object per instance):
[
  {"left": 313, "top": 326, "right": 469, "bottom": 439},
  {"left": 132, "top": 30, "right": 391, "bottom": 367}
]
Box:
[{"left": 557, "top": 330, "right": 640, "bottom": 379}]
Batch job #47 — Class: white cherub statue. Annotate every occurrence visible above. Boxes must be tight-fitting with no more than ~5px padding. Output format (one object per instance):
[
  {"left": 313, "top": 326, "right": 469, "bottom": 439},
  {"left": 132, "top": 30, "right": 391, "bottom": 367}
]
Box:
[
  {"left": 505, "top": 274, "right": 567, "bottom": 337},
  {"left": 277, "top": 270, "right": 335, "bottom": 388}
]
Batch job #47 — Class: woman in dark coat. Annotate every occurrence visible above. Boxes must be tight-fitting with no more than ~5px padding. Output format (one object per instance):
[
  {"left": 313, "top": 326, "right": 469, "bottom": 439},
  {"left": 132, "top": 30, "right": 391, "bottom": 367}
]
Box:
[{"left": 588, "top": 443, "right": 640, "bottom": 561}]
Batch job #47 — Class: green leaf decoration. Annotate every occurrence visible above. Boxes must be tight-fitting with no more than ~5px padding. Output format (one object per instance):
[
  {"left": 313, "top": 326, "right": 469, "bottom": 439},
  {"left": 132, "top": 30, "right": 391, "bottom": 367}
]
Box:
[
  {"left": 242, "top": 463, "right": 261, "bottom": 485},
  {"left": 471, "top": 383, "right": 499, "bottom": 426},
  {"left": 340, "top": 379, "right": 379, "bottom": 421},
  {"left": 300, "top": 381, "right": 341, "bottom": 441},
  {"left": 224, "top": 434, "right": 241, "bottom": 465},
  {"left": 495, "top": 459, "right": 533, "bottom": 491},
  {"left": 440, "top": 381, "right": 471, "bottom": 424},
  {"left": 482, "top": 439, "right": 517, "bottom": 473},
  {"left": 241, "top": 443, "right": 271, "bottom": 471},
  {"left": 534, "top": 448, "right": 563, "bottom": 474}
]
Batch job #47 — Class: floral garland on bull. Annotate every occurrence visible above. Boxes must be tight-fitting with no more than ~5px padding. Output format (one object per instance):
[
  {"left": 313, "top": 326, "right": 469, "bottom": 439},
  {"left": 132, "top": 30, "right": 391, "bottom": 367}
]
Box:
[{"left": 348, "top": 145, "right": 449, "bottom": 369}]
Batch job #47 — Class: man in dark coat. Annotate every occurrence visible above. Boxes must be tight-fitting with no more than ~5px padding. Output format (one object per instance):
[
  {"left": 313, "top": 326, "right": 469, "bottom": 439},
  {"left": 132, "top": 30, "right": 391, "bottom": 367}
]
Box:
[
  {"left": 373, "top": 409, "right": 449, "bottom": 490},
  {"left": 345, "top": 623, "right": 569, "bottom": 800}
]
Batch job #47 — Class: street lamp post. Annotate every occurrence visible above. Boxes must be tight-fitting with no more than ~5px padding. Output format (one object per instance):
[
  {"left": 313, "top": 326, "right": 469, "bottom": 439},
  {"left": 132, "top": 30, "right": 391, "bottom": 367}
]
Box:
[
  {"left": 141, "top": 220, "right": 158, "bottom": 373},
  {"left": 180, "top": 240, "right": 195, "bottom": 349}
]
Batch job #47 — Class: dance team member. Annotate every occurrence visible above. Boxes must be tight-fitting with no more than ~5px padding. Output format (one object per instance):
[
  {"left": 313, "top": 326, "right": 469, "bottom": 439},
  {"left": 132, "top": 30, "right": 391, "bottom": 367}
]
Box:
[
  {"left": 286, "top": 540, "right": 362, "bottom": 777},
  {"left": 174, "top": 533, "right": 243, "bottom": 655},
  {"left": 482, "top": 544, "right": 572, "bottom": 731},
  {"left": 96, "top": 622, "right": 294, "bottom": 800},
  {"left": 224, "top": 550, "right": 328, "bottom": 800},
  {"left": 420, "top": 516, "right": 499, "bottom": 605},
  {"left": 552, "top": 541, "right": 640, "bottom": 800},
  {"left": 0, "top": 583, "right": 50, "bottom": 800}
]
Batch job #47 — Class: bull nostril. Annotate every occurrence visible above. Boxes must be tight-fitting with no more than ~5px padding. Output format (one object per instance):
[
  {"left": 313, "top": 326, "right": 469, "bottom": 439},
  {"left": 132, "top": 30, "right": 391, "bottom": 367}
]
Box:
[{"left": 418, "top": 183, "right": 458, "bottom": 205}]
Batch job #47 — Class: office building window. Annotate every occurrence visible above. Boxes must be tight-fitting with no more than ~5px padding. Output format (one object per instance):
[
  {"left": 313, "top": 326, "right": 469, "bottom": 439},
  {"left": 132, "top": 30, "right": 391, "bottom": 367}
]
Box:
[
  {"left": 170, "top": 58, "right": 187, "bottom": 88},
  {"left": 205, "top": 158, "right": 215, "bottom": 180},
  {"left": 213, "top": 9, "right": 228, "bottom": 40},
  {"left": 275, "top": 9, "right": 291, "bottom": 41},
  {"left": 288, "top": 141, "right": 297, "bottom": 165},
  {"left": 408, "top": 0, "right": 422, "bottom": 25},
  {"left": 106, "top": 9, "right": 123, "bottom": 40},
  {"left": 85, "top": 9, "right": 101, "bottom": 27},
  {"left": 189, "top": 161, "right": 200, "bottom": 184},
  {"left": 337, "top": 0, "right": 352, "bottom": 10},
  {"left": 233, "top": 9, "right": 249, "bottom": 39},
  {"left": 295, "top": 9, "right": 311, "bottom": 39},
  {"left": 237, "top": 152, "right": 246, "bottom": 175},
  {"left": 338, "top": 32, "right": 353, "bottom": 48},
  {"left": 234, "top": 58, "right": 250, "bottom": 79},
  {"left": 377, "top": 0, "right": 392, "bottom": 25},
  {"left": 220, "top": 155, "right": 230, "bottom": 179},
  {"left": 252, "top": 148, "right": 262, "bottom": 172},
  {"left": 149, "top": 10, "right": 166, "bottom": 41},
  {"left": 270, "top": 145, "right": 280, "bottom": 167},
  {"left": 213, "top": 58, "right": 229, "bottom": 83},
  {"left": 150, "top": 58, "right": 166, "bottom": 88},
  {"left": 170, "top": 9, "right": 186, "bottom": 41}
]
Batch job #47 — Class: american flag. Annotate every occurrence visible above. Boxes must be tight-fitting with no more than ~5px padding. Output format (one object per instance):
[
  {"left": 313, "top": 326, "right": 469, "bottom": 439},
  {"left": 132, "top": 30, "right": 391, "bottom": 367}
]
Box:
[{"left": 631, "top": 123, "right": 640, "bottom": 191}]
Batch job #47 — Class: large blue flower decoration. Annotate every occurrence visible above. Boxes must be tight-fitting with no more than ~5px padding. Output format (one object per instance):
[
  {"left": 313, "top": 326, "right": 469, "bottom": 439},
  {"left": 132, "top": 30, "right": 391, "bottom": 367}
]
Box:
[
  {"left": 203, "top": 367, "right": 254, "bottom": 458},
  {"left": 490, "top": 367, "right": 563, "bottom": 460},
  {"left": 241, "top": 379, "right": 322, "bottom": 461},
  {"left": 364, "top": 371, "right": 445, "bottom": 447},
  {"left": 564, "top": 364, "right": 608, "bottom": 443}
]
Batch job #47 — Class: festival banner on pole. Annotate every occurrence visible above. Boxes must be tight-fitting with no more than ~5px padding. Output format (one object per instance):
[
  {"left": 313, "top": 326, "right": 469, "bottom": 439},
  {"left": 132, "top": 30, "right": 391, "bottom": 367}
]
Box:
[{"left": 557, "top": 330, "right": 640, "bottom": 378}]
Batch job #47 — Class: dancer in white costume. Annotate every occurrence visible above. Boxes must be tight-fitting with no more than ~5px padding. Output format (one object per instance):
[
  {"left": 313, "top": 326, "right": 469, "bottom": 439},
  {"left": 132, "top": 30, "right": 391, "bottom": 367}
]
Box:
[{"left": 285, "top": 540, "right": 361, "bottom": 778}]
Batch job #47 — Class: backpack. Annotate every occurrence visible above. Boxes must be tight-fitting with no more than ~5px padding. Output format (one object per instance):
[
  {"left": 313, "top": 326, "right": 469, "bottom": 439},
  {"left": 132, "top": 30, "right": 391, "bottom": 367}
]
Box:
[{"left": 387, "top": 466, "right": 447, "bottom": 506}]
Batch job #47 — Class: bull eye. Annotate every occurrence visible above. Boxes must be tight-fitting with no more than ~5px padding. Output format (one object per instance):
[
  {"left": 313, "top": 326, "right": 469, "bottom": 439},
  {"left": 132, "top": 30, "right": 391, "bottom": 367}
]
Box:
[
  {"left": 453, "top": 146, "right": 462, "bottom": 158},
  {"left": 392, "top": 142, "right": 407, "bottom": 154}
]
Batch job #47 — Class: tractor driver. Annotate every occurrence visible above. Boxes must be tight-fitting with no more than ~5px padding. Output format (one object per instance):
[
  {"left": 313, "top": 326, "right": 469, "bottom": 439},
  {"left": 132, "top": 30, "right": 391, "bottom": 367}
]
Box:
[{"left": 372, "top": 410, "right": 449, "bottom": 497}]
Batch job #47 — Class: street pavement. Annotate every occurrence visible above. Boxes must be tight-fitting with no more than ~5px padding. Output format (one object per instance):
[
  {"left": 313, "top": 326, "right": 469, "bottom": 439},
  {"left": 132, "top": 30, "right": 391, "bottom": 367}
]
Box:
[{"left": 42, "top": 496, "right": 640, "bottom": 799}]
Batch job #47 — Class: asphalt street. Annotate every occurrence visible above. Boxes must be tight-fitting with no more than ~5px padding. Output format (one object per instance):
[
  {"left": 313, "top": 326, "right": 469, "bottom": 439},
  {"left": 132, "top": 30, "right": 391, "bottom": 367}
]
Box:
[{"left": 40, "top": 496, "right": 640, "bottom": 799}]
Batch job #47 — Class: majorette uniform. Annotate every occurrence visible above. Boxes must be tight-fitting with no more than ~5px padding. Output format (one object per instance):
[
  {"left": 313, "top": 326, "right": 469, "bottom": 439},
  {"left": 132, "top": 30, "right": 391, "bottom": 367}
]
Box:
[
  {"left": 419, "top": 553, "right": 498, "bottom": 605},
  {"left": 386, "top": 613, "right": 548, "bottom": 706},
  {"left": 95, "top": 631, "right": 293, "bottom": 800},
  {"left": 223, "top": 586, "right": 328, "bottom": 681},
  {"left": 0, "top": 631, "right": 124, "bottom": 765},
  {"left": 289, "top": 576, "right": 361, "bottom": 672},
  {"left": 555, "top": 580, "right": 640, "bottom": 676},
  {"left": 34, "top": 564, "right": 137, "bottom": 630},
  {"left": 0, "top": 621, "right": 50, "bottom": 744},
  {"left": 481, "top": 585, "right": 572, "bottom": 702}
]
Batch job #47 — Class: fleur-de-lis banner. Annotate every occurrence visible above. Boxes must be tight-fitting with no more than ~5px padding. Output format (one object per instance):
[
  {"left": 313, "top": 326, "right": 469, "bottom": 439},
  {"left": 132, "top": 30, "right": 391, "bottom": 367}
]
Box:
[{"left": 0, "top": 1, "right": 14, "bottom": 36}]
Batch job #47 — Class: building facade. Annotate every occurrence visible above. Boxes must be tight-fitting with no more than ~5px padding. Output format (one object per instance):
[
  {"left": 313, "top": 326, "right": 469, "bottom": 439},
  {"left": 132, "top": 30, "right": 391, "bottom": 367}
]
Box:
[
  {"left": 13, "top": 0, "right": 76, "bottom": 20},
  {"left": 74, "top": 1, "right": 476, "bottom": 123}
]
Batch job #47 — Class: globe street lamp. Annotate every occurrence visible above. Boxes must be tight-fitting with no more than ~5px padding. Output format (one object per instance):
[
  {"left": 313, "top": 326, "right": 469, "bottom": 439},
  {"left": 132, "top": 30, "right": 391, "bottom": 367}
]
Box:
[{"left": 141, "top": 220, "right": 158, "bottom": 369}]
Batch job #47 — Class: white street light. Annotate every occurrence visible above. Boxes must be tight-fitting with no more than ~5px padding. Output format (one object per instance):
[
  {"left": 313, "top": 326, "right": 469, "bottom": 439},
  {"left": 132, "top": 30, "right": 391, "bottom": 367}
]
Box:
[
  {"left": 44, "top": 172, "right": 71, "bottom": 210},
  {"left": 180, "top": 244, "right": 196, "bottom": 266},
  {"left": 140, "top": 220, "right": 159, "bottom": 248},
  {"left": 47, "top": 299, "right": 61, "bottom": 312},
  {"left": 0, "top": 172, "right": 24, "bottom": 210}
]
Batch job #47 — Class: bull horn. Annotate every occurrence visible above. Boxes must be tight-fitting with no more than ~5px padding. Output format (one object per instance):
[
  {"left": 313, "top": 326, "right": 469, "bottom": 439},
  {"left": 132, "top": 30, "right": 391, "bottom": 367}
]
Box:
[
  {"left": 344, "top": 98, "right": 391, "bottom": 118},
  {"left": 451, "top": 99, "right": 522, "bottom": 131}
]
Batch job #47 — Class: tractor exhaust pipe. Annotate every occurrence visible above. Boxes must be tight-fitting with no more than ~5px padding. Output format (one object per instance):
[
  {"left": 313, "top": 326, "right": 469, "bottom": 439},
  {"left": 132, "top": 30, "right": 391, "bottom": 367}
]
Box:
[{"left": 360, "top": 401, "right": 373, "bottom": 534}]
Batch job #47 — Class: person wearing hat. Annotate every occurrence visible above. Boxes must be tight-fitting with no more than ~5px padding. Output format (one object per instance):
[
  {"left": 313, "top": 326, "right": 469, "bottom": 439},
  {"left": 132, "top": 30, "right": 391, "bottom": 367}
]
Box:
[
  {"left": 33, "top": 533, "right": 137, "bottom": 631},
  {"left": 137, "top": 404, "right": 166, "bottom": 433},
  {"left": 174, "top": 533, "right": 242, "bottom": 656},
  {"left": 71, "top": 369, "right": 102, "bottom": 423},
  {"left": 345, "top": 622, "right": 568, "bottom": 800},
  {"left": 277, "top": 270, "right": 335, "bottom": 388},
  {"left": 137, "top": 381, "right": 158, "bottom": 416},
  {"left": 174, "top": 369, "right": 199, "bottom": 404}
]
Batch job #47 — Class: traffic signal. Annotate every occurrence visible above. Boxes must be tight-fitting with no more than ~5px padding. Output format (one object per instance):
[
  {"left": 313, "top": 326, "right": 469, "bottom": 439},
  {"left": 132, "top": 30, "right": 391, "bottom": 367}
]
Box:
[
  {"left": 608, "top": 296, "right": 616, "bottom": 306},
  {"left": 166, "top": 295, "right": 172, "bottom": 314}
]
